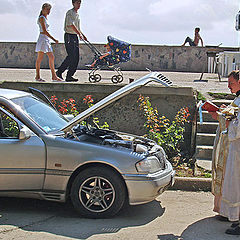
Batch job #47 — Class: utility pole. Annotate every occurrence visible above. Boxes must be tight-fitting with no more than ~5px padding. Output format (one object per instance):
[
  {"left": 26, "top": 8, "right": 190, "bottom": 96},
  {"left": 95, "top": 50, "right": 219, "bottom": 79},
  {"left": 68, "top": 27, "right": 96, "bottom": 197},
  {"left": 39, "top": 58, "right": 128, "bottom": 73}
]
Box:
[{"left": 236, "top": 10, "right": 240, "bottom": 47}]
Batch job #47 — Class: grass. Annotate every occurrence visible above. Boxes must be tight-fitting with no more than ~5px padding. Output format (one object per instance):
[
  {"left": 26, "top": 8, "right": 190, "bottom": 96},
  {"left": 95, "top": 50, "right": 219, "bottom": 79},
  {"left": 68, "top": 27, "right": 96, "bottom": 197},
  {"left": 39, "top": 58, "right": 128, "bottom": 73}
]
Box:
[
  {"left": 208, "top": 92, "right": 235, "bottom": 100},
  {"left": 174, "top": 166, "right": 212, "bottom": 178}
]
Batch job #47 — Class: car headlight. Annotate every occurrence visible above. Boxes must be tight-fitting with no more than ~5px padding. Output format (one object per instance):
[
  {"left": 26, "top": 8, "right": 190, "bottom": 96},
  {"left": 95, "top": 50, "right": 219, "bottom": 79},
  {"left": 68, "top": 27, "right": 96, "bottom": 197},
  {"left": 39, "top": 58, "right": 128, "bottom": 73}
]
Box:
[
  {"left": 156, "top": 149, "right": 167, "bottom": 169},
  {"left": 136, "top": 156, "right": 161, "bottom": 173}
]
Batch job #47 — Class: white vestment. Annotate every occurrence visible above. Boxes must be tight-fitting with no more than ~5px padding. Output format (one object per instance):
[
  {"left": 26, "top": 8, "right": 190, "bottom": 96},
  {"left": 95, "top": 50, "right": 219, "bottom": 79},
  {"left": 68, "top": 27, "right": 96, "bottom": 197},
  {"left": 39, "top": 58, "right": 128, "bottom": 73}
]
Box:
[
  {"left": 212, "top": 114, "right": 229, "bottom": 213},
  {"left": 220, "top": 96, "right": 240, "bottom": 221}
]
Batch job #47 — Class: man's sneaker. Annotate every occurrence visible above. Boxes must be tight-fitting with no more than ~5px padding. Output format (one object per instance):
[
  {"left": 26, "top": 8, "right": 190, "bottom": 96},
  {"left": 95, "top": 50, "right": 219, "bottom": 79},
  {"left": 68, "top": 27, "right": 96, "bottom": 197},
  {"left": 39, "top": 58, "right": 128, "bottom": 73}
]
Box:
[
  {"left": 65, "top": 76, "right": 78, "bottom": 82},
  {"left": 56, "top": 70, "right": 63, "bottom": 80}
]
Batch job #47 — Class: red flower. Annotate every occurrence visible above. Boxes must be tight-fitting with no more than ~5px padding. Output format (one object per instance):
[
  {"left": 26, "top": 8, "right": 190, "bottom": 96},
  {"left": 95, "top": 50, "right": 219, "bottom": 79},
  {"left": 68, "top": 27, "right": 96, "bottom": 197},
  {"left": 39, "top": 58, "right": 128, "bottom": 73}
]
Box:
[{"left": 83, "top": 95, "right": 94, "bottom": 105}]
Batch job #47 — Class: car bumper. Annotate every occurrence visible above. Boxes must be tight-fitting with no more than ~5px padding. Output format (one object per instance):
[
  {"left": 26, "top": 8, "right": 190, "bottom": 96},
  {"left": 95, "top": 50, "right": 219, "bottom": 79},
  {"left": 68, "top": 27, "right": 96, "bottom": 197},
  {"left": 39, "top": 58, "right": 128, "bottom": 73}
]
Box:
[{"left": 123, "top": 161, "right": 175, "bottom": 205}]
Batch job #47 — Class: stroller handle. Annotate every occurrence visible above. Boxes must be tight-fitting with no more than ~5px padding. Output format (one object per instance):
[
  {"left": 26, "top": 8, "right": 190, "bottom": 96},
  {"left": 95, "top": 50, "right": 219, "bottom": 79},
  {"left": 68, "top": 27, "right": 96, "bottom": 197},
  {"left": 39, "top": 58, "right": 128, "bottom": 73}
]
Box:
[{"left": 82, "top": 39, "right": 102, "bottom": 57}]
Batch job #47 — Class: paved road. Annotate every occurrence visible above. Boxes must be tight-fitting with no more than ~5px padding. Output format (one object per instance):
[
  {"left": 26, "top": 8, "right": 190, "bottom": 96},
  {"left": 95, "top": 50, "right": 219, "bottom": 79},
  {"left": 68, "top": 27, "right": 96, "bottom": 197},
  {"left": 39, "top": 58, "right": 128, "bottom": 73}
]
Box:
[
  {"left": 0, "top": 191, "right": 237, "bottom": 240},
  {"left": 0, "top": 68, "right": 230, "bottom": 97}
]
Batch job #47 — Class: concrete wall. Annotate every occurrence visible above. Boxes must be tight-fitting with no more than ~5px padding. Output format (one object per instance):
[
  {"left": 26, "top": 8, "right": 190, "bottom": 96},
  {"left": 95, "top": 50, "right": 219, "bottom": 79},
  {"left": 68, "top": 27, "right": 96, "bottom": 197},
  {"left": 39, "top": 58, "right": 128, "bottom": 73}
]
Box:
[
  {"left": 0, "top": 81, "right": 197, "bottom": 154},
  {"left": 0, "top": 42, "right": 237, "bottom": 72}
]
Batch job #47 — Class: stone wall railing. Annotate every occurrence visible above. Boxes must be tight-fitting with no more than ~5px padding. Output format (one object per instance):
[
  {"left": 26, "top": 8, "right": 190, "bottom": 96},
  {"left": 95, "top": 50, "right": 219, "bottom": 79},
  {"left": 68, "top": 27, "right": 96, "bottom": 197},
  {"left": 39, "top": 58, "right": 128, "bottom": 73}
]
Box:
[{"left": 0, "top": 42, "right": 237, "bottom": 72}]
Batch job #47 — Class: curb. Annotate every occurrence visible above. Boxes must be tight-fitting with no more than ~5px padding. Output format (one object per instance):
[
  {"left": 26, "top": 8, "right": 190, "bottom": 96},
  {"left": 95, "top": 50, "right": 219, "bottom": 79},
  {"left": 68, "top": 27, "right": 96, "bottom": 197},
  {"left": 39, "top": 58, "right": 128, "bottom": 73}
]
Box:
[{"left": 170, "top": 177, "right": 212, "bottom": 192}]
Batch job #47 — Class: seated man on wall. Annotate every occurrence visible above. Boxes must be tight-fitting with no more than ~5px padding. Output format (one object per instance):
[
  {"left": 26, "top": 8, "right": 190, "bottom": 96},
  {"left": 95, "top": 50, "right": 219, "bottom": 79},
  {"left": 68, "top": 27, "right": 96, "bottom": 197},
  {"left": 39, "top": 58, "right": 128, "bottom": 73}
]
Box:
[{"left": 181, "top": 27, "right": 204, "bottom": 47}]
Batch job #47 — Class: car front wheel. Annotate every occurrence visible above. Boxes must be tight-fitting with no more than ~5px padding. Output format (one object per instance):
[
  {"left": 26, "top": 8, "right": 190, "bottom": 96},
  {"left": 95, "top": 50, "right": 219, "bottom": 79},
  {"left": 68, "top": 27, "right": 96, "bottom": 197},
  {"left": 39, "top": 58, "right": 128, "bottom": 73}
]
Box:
[{"left": 70, "top": 166, "right": 126, "bottom": 218}]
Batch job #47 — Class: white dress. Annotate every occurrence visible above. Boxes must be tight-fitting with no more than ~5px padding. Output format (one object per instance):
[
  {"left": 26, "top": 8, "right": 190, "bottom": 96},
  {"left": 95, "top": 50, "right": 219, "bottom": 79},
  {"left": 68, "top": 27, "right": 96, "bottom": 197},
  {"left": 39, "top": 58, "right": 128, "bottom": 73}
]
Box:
[{"left": 35, "top": 15, "right": 53, "bottom": 53}]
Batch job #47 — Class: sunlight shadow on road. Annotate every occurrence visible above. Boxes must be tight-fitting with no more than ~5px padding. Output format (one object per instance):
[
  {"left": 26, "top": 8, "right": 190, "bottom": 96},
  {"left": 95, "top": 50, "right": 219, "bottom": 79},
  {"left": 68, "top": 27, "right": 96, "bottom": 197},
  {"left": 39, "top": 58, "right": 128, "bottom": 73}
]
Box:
[
  {"left": 157, "top": 234, "right": 182, "bottom": 240},
  {"left": 0, "top": 197, "right": 165, "bottom": 239},
  {"left": 158, "top": 216, "right": 237, "bottom": 240},
  {"left": 180, "top": 216, "right": 237, "bottom": 240}
]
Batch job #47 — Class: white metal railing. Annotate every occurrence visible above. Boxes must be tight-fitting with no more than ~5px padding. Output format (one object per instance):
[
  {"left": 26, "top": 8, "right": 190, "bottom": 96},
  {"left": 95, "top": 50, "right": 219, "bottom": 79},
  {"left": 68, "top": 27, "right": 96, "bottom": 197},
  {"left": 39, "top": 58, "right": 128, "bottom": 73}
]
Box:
[{"left": 218, "top": 51, "right": 240, "bottom": 77}]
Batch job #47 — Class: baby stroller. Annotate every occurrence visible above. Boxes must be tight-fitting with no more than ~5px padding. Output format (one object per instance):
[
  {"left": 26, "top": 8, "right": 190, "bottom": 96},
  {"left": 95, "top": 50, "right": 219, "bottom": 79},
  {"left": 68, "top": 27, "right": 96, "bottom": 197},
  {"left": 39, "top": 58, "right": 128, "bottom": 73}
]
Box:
[{"left": 84, "top": 36, "right": 131, "bottom": 83}]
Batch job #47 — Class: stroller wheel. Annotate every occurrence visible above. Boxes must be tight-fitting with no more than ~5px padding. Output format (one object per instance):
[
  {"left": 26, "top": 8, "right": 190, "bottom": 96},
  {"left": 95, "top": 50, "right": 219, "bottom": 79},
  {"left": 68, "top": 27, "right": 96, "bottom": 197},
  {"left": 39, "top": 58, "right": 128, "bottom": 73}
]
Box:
[
  {"left": 117, "top": 75, "right": 123, "bottom": 83},
  {"left": 94, "top": 74, "right": 101, "bottom": 82},
  {"left": 111, "top": 75, "right": 119, "bottom": 83},
  {"left": 89, "top": 75, "right": 97, "bottom": 83}
]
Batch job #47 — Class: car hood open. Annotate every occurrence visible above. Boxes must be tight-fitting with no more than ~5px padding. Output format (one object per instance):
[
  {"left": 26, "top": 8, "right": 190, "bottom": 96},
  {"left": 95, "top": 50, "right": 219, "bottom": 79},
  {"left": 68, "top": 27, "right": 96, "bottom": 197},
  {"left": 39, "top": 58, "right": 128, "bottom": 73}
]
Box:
[{"left": 61, "top": 72, "right": 173, "bottom": 133}]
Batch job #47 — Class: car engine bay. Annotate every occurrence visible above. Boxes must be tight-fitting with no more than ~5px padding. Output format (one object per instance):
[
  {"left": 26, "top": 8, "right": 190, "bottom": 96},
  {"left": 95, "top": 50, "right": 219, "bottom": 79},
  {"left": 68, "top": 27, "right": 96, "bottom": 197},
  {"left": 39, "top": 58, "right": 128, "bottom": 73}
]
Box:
[{"left": 65, "top": 124, "right": 167, "bottom": 169}]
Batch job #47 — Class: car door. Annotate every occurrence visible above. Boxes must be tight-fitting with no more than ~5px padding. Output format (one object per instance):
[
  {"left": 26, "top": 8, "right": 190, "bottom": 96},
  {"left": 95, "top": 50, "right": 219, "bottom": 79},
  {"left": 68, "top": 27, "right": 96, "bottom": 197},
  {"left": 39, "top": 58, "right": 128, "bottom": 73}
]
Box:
[{"left": 0, "top": 108, "right": 45, "bottom": 191}]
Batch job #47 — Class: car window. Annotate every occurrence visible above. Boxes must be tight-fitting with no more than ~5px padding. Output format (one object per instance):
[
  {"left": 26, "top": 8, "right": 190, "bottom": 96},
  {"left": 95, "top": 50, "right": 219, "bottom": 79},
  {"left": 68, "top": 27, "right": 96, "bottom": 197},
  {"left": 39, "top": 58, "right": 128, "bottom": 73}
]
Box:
[
  {"left": 0, "top": 110, "right": 19, "bottom": 138},
  {"left": 12, "top": 96, "right": 68, "bottom": 133}
]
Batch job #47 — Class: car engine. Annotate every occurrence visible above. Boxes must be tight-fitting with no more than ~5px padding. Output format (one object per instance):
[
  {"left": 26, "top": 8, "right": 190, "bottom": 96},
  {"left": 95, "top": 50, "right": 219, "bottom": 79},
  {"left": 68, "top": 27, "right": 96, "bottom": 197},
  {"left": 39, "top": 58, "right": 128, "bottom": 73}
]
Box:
[
  {"left": 66, "top": 125, "right": 167, "bottom": 169},
  {"left": 68, "top": 125, "right": 155, "bottom": 153}
]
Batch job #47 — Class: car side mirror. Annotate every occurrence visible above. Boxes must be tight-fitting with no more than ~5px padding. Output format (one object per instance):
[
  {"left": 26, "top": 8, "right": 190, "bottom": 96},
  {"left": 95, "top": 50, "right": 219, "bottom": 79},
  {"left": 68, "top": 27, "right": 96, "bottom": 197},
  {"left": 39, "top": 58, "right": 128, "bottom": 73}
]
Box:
[{"left": 19, "top": 126, "right": 31, "bottom": 140}]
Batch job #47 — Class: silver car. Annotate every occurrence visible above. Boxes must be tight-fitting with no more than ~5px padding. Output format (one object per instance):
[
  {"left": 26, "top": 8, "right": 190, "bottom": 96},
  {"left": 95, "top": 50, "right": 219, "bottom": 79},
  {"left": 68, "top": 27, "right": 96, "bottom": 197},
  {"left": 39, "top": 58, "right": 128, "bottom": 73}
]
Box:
[{"left": 0, "top": 72, "right": 175, "bottom": 218}]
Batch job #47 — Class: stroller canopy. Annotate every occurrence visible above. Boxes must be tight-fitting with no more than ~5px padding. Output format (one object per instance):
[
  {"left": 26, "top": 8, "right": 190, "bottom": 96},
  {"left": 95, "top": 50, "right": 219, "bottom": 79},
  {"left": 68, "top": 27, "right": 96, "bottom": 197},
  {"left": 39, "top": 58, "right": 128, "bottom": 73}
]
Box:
[{"left": 107, "top": 36, "right": 131, "bottom": 63}]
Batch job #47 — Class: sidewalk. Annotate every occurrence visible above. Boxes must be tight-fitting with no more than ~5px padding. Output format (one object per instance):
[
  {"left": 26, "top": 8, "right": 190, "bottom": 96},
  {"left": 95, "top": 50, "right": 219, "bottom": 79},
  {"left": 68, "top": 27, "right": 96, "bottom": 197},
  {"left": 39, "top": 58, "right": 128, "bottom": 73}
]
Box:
[{"left": 0, "top": 68, "right": 230, "bottom": 97}]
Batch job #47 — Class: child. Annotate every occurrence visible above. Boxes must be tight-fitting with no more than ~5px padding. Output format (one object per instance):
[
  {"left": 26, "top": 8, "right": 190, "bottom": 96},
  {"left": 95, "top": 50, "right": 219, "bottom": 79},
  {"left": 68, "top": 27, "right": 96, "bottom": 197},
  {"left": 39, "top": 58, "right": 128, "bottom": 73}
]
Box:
[{"left": 88, "top": 43, "right": 112, "bottom": 68}]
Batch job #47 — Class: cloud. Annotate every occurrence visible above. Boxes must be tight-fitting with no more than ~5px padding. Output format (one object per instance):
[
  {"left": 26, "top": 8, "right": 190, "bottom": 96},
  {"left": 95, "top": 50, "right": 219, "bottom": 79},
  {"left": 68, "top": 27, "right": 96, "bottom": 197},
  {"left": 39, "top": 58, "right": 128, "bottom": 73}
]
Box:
[
  {"left": 0, "top": 0, "right": 71, "bottom": 16},
  {"left": 87, "top": 0, "right": 238, "bottom": 32},
  {"left": 0, "top": 0, "right": 239, "bottom": 46}
]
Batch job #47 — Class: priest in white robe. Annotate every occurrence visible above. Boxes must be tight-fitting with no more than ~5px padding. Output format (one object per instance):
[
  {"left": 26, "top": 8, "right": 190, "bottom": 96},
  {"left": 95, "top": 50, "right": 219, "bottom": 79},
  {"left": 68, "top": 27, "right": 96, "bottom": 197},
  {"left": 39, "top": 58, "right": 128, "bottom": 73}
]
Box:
[
  {"left": 211, "top": 113, "right": 229, "bottom": 215},
  {"left": 219, "top": 70, "right": 240, "bottom": 235}
]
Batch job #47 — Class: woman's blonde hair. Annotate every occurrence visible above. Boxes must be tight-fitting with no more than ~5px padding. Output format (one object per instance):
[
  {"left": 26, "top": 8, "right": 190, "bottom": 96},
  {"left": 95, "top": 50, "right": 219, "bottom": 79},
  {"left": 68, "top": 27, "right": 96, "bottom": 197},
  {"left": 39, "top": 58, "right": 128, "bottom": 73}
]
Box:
[{"left": 39, "top": 3, "right": 52, "bottom": 17}]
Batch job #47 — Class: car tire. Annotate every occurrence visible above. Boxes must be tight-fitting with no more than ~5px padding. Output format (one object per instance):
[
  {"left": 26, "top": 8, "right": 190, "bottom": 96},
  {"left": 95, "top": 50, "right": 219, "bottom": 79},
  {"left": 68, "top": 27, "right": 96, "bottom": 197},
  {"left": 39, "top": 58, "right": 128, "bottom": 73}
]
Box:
[{"left": 70, "top": 166, "right": 126, "bottom": 218}]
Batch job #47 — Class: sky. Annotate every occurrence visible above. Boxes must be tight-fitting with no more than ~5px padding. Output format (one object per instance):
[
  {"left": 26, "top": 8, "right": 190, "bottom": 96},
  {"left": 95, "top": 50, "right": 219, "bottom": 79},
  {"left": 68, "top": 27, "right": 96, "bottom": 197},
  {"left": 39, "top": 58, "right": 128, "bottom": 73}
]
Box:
[{"left": 0, "top": 0, "right": 239, "bottom": 47}]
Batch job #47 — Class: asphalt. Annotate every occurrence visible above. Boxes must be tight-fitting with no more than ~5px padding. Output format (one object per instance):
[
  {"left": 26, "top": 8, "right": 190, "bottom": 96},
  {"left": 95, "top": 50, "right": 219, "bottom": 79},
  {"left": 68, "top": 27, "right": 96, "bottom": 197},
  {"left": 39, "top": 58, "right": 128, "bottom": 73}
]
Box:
[
  {"left": 0, "top": 68, "right": 230, "bottom": 98},
  {"left": 0, "top": 191, "right": 236, "bottom": 240}
]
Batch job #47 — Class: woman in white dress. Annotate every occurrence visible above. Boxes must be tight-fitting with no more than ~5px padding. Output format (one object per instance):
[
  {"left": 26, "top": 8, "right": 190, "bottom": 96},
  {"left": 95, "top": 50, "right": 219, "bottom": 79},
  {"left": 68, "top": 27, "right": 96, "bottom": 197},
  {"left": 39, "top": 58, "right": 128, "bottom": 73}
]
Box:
[{"left": 35, "top": 3, "right": 62, "bottom": 82}]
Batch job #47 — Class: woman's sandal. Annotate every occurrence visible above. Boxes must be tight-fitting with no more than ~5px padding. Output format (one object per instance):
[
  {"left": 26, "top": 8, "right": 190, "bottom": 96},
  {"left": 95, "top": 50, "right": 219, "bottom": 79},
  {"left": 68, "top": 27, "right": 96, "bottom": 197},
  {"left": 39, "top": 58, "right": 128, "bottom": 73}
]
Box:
[
  {"left": 35, "top": 78, "right": 46, "bottom": 82},
  {"left": 52, "top": 77, "right": 64, "bottom": 82}
]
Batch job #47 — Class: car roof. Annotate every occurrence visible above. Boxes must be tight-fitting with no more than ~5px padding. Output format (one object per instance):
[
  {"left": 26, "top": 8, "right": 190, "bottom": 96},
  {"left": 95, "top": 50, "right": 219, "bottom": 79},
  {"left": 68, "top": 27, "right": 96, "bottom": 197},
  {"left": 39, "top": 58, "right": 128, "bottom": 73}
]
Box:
[{"left": 0, "top": 88, "right": 31, "bottom": 99}]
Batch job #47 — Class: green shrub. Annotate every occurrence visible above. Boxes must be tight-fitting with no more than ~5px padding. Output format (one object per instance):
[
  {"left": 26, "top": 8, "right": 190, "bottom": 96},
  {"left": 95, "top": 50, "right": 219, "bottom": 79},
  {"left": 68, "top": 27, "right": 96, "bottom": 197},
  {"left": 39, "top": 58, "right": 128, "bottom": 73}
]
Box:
[{"left": 138, "top": 95, "right": 190, "bottom": 159}]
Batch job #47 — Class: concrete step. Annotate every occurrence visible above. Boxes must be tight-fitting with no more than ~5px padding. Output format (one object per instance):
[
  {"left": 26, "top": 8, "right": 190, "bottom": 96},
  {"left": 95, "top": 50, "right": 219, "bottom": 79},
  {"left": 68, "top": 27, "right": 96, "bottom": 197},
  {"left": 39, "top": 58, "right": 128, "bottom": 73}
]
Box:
[
  {"left": 196, "top": 159, "right": 212, "bottom": 171},
  {"left": 212, "top": 99, "right": 233, "bottom": 106},
  {"left": 196, "top": 133, "right": 216, "bottom": 146},
  {"left": 197, "top": 122, "right": 218, "bottom": 134},
  {"left": 198, "top": 110, "right": 218, "bottom": 122},
  {"left": 196, "top": 145, "right": 213, "bottom": 159}
]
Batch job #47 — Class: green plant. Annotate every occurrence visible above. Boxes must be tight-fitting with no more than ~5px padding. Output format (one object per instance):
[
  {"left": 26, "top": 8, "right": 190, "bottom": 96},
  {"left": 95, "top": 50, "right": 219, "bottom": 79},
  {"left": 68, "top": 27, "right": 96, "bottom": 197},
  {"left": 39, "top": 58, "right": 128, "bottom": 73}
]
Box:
[
  {"left": 2, "top": 115, "right": 19, "bottom": 137},
  {"left": 207, "top": 92, "right": 235, "bottom": 100},
  {"left": 138, "top": 95, "right": 190, "bottom": 159},
  {"left": 51, "top": 96, "right": 79, "bottom": 116},
  {"left": 204, "top": 172, "right": 212, "bottom": 178},
  {"left": 51, "top": 95, "right": 109, "bottom": 129},
  {"left": 196, "top": 91, "right": 206, "bottom": 101},
  {"left": 82, "top": 95, "right": 109, "bottom": 129}
]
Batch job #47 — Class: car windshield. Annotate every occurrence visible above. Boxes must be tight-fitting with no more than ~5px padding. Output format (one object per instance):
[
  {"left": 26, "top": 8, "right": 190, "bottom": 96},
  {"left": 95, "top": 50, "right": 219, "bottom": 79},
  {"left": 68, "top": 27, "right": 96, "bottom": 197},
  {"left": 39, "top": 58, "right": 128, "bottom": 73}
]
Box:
[{"left": 12, "top": 96, "right": 68, "bottom": 133}]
